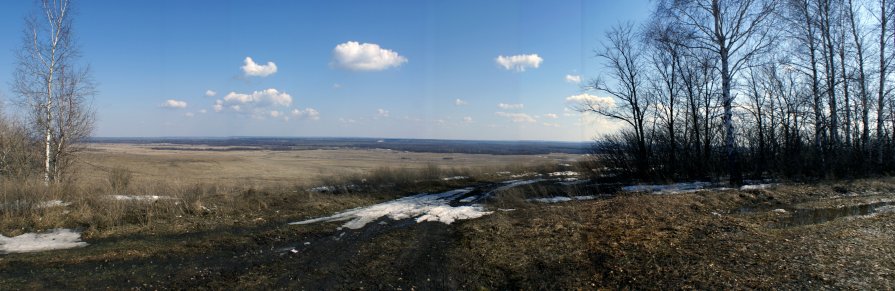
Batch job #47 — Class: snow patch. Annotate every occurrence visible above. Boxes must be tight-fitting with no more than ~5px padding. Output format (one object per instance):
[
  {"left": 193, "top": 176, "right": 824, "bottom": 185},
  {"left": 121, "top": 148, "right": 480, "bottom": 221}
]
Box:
[
  {"left": 441, "top": 176, "right": 469, "bottom": 181},
  {"left": 37, "top": 200, "right": 71, "bottom": 208},
  {"left": 0, "top": 228, "right": 87, "bottom": 254},
  {"left": 528, "top": 195, "right": 597, "bottom": 203},
  {"left": 548, "top": 171, "right": 579, "bottom": 177},
  {"left": 509, "top": 172, "right": 540, "bottom": 179},
  {"left": 621, "top": 182, "right": 713, "bottom": 194},
  {"left": 110, "top": 195, "right": 177, "bottom": 201},
  {"left": 493, "top": 179, "right": 543, "bottom": 192},
  {"left": 741, "top": 184, "right": 777, "bottom": 190},
  {"left": 289, "top": 188, "right": 492, "bottom": 229},
  {"left": 458, "top": 196, "right": 478, "bottom": 203}
]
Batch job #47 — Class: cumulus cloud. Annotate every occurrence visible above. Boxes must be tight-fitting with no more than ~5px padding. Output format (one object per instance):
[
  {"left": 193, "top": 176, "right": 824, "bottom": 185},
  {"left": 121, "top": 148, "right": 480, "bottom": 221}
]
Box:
[
  {"left": 291, "top": 108, "right": 320, "bottom": 120},
  {"left": 377, "top": 108, "right": 390, "bottom": 118},
  {"left": 199, "top": 109, "right": 207, "bottom": 114},
  {"left": 495, "top": 54, "right": 543, "bottom": 72},
  {"left": 454, "top": 98, "right": 468, "bottom": 106},
  {"left": 463, "top": 116, "right": 473, "bottom": 123},
  {"left": 213, "top": 100, "right": 224, "bottom": 112},
  {"left": 565, "top": 93, "right": 615, "bottom": 110},
  {"left": 270, "top": 110, "right": 283, "bottom": 118},
  {"left": 498, "top": 103, "right": 524, "bottom": 110},
  {"left": 184, "top": 112, "right": 195, "bottom": 118},
  {"left": 543, "top": 113, "right": 559, "bottom": 119},
  {"left": 223, "top": 88, "right": 292, "bottom": 107},
  {"left": 161, "top": 99, "right": 187, "bottom": 109},
  {"left": 495, "top": 112, "right": 536, "bottom": 123},
  {"left": 205, "top": 90, "right": 217, "bottom": 97},
  {"left": 332, "top": 41, "right": 407, "bottom": 71},
  {"left": 241, "top": 57, "right": 278, "bottom": 77},
  {"left": 565, "top": 74, "right": 581, "bottom": 84}
]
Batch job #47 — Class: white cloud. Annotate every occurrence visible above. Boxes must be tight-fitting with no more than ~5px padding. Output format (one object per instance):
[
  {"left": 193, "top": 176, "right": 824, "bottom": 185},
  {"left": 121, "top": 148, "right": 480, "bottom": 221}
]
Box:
[
  {"left": 495, "top": 54, "right": 543, "bottom": 72},
  {"left": 161, "top": 99, "right": 187, "bottom": 109},
  {"left": 291, "top": 108, "right": 320, "bottom": 120},
  {"left": 223, "top": 88, "right": 292, "bottom": 107},
  {"left": 377, "top": 108, "right": 390, "bottom": 118},
  {"left": 498, "top": 103, "right": 524, "bottom": 110},
  {"left": 213, "top": 100, "right": 223, "bottom": 112},
  {"left": 184, "top": 112, "right": 195, "bottom": 118},
  {"left": 205, "top": 90, "right": 217, "bottom": 97},
  {"left": 565, "top": 74, "right": 581, "bottom": 84},
  {"left": 454, "top": 98, "right": 468, "bottom": 106},
  {"left": 495, "top": 112, "right": 536, "bottom": 123},
  {"left": 543, "top": 113, "right": 559, "bottom": 119},
  {"left": 463, "top": 116, "right": 473, "bottom": 123},
  {"left": 542, "top": 122, "right": 560, "bottom": 127},
  {"left": 565, "top": 93, "right": 615, "bottom": 109},
  {"left": 332, "top": 41, "right": 407, "bottom": 71},
  {"left": 270, "top": 110, "right": 282, "bottom": 118},
  {"left": 241, "top": 57, "right": 278, "bottom": 77},
  {"left": 199, "top": 109, "right": 207, "bottom": 114}
]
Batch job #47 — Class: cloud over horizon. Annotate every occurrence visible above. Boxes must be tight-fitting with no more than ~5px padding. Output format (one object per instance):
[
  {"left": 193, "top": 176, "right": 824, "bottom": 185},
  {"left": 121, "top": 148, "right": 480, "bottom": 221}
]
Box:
[
  {"left": 565, "top": 93, "right": 615, "bottom": 110},
  {"left": 332, "top": 41, "right": 407, "bottom": 71},
  {"left": 497, "top": 103, "right": 524, "bottom": 110},
  {"left": 495, "top": 111, "right": 536, "bottom": 123},
  {"left": 241, "top": 57, "right": 278, "bottom": 77},
  {"left": 161, "top": 99, "right": 188, "bottom": 109},
  {"left": 495, "top": 54, "right": 543, "bottom": 72}
]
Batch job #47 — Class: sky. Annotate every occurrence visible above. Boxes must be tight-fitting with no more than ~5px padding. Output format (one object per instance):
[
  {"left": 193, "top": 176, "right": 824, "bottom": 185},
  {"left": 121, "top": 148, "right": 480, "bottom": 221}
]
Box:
[{"left": 0, "top": 0, "right": 651, "bottom": 141}]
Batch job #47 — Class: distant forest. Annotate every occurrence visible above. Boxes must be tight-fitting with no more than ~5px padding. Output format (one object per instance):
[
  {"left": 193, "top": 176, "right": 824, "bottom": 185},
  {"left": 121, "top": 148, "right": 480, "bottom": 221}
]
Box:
[{"left": 577, "top": 0, "right": 895, "bottom": 184}]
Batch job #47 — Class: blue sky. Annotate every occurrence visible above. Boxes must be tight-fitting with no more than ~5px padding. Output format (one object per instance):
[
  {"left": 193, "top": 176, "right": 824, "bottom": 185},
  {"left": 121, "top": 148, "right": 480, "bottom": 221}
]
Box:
[{"left": 0, "top": 0, "right": 650, "bottom": 141}]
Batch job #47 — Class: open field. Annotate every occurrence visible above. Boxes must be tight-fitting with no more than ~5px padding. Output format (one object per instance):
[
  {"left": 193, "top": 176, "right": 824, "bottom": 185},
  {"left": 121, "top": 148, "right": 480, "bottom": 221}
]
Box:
[{"left": 77, "top": 143, "right": 583, "bottom": 186}]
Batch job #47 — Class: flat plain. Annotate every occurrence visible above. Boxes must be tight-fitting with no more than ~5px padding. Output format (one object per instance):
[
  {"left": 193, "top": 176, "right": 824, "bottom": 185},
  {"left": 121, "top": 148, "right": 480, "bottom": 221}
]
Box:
[{"left": 77, "top": 143, "right": 583, "bottom": 186}]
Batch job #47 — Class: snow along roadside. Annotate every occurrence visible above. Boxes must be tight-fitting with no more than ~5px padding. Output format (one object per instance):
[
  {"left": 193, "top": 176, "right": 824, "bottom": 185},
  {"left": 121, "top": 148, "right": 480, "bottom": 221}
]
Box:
[{"left": 289, "top": 188, "right": 493, "bottom": 230}]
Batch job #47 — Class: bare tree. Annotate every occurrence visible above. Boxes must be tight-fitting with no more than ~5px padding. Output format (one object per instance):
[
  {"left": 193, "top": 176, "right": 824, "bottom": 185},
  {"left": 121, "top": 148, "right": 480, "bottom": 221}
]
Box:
[
  {"left": 12, "top": 0, "right": 95, "bottom": 183},
  {"left": 576, "top": 23, "right": 653, "bottom": 177},
  {"left": 659, "top": 0, "right": 777, "bottom": 185}
]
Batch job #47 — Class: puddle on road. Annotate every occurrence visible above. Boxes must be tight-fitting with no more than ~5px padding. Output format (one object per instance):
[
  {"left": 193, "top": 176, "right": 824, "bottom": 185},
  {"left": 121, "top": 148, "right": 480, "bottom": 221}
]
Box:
[{"left": 775, "top": 201, "right": 895, "bottom": 228}]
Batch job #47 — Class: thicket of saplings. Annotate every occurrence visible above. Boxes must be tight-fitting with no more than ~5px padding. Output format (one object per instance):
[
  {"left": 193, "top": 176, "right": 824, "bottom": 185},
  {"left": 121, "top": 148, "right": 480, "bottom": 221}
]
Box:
[{"left": 584, "top": 0, "right": 895, "bottom": 183}]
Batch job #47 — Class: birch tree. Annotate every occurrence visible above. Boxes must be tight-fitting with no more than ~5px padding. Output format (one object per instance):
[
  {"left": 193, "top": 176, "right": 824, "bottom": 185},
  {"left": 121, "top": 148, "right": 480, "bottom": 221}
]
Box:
[
  {"left": 12, "top": 0, "right": 95, "bottom": 183},
  {"left": 659, "top": 0, "right": 777, "bottom": 185}
]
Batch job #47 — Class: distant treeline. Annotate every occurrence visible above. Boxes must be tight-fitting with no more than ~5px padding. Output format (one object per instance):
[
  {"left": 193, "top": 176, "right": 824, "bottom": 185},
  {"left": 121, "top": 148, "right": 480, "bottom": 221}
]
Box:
[
  {"left": 579, "top": 0, "right": 895, "bottom": 183},
  {"left": 90, "top": 137, "right": 589, "bottom": 155}
]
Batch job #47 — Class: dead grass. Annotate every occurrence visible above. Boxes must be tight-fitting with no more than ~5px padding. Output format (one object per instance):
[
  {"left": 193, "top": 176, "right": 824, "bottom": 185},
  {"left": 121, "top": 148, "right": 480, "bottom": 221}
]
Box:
[{"left": 0, "top": 148, "right": 573, "bottom": 239}]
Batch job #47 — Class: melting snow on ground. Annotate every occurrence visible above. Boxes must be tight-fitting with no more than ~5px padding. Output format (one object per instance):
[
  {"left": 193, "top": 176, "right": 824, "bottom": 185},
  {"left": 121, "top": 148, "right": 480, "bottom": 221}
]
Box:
[
  {"left": 740, "top": 183, "right": 777, "bottom": 190},
  {"left": 621, "top": 182, "right": 713, "bottom": 194},
  {"left": 528, "top": 195, "right": 598, "bottom": 203},
  {"left": 289, "top": 188, "right": 493, "bottom": 229},
  {"left": 37, "top": 200, "right": 71, "bottom": 208},
  {"left": 492, "top": 179, "right": 544, "bottom": 193},
  {"left": 0, "top": 228, "right": 88, "bottom": 254},
  {"left": 509, "top": 172, "right": 540, "bottom": 179},
  {"left": 110, "top": 195, "right": 178, "bottom": 201},
  {"left": 548, "top": 171, "right": 579, "bottom": 177}
]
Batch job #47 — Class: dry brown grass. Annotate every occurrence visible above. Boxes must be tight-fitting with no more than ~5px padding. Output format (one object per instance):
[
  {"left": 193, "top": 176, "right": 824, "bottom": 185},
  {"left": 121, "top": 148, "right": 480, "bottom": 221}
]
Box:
[{"left": 0, "top": 144, "right": 580, "bottom": 239}]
